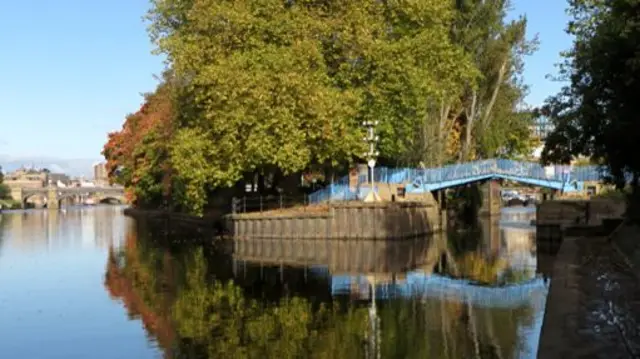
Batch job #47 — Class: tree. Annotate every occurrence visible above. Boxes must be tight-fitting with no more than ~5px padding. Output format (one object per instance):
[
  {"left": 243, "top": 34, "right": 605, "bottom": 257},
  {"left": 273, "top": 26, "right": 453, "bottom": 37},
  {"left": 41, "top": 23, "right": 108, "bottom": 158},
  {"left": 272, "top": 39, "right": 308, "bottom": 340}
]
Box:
[
  {"left": 145, "top": 0, "right": 485, "bottom": 213},
  {"left": 451, "top": 0, "right": 538, "bottom": 162},
  {"left": 149, "top": 1, "right": 366, "bottom": 204},
  {"left": 102, "top": 77, "right": 176, "bottom": 209},
  {"left": 541, "top": 0, "right": 640, "bottom": 193},
  {"left": 106, "top": 1, "right": 539, "bottom": 214}
]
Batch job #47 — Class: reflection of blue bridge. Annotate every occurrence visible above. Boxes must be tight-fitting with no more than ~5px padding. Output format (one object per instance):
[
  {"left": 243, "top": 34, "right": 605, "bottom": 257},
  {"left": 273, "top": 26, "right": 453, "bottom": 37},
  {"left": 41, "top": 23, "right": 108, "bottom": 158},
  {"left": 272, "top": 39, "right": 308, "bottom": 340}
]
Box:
[
  {"left": 310, "top": 159, "right": 603, "bottom": 203},
  {"left": 331, "top": 272, "right": 548, "bottom": 309}
]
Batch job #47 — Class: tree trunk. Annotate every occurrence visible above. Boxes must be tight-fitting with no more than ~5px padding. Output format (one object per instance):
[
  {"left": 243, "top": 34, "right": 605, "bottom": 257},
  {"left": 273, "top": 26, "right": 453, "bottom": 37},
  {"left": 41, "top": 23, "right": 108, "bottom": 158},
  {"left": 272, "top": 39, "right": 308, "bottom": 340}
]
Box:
[
  {"left": 481, "top": 58, "right": 509, "bottom": 131},
  {"left": 460, "top": 56, "right": 509, "bottom": 162},
  {"left": 257, "top": 172, "right": 266, "bottom": 194},
  {"left": 461, "top": 91, "right": 478, "bottom": 161}
]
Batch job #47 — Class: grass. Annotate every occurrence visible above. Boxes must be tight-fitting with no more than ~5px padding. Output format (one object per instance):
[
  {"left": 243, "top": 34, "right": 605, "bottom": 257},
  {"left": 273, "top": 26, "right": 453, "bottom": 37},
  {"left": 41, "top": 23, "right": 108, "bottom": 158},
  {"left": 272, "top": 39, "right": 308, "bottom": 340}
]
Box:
[{"left": 0, "top": 199, "right": 21, "bottom": 209}]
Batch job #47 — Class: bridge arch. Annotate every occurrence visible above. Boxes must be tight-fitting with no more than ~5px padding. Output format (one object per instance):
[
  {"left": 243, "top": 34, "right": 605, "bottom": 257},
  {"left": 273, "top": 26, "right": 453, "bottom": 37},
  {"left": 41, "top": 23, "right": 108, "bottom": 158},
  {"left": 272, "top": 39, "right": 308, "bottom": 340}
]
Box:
[
  {"left": 14, "top": 186, "right": 126, "bottom": 209},
  {"left": 57, "top": 193, "right": 84, "bottom": 207},
  {"left": 21, "top": 192, "right": 48, "bottom": 208},
  {"left": 97, "top": 195, "right": 125, "bottom": 204}
]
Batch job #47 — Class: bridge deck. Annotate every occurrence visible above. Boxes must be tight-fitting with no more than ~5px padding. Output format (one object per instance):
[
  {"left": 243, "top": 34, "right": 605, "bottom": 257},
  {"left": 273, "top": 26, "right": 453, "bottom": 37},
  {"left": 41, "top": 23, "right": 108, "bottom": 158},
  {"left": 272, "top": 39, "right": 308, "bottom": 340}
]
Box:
[{"left": 310, "top": 159, "right": 604, "bottom": 203}]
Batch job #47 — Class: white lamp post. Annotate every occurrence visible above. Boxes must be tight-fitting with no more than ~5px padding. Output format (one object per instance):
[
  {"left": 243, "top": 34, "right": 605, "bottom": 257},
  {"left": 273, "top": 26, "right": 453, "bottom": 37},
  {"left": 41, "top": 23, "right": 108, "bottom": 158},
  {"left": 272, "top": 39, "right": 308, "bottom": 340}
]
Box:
[{"left": 363, "top": 120, "right": 381, "bottom": 202}]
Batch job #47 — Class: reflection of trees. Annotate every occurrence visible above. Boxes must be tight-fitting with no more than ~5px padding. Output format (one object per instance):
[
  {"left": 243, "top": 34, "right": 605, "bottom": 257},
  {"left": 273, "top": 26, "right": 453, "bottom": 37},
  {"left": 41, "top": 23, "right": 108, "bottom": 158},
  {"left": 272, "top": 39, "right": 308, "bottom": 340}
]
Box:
[
  {"left": 378, "top": 296, "right": 535, "bottom": 359},
  {"left": 105, "top": 216, "right": 540, "bottom": 358},
  {"left": 172, "top": 250, "right": 369, "bottom": 358},
  {"left": 105, "top": 221, "right": 369, "bottom": 358},
  {"left": 105, "top": 230, "right": 179, "bottom": 353},
  {"left": 440, "top": 217, "right": 536, "bottom": 286}
]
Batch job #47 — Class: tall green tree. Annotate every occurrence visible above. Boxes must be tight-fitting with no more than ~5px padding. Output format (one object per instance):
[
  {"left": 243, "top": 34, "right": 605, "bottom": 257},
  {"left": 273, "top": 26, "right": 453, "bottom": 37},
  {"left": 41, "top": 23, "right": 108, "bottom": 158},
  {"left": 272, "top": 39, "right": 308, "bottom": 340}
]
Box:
[
  {"left": 146, "top": 0, "right": 481, "bottom": 213},
  {"left": 451, "top": 0, "right": 537, "bottom": 161},
  {"left": 541, "top": 0, "right": 640, "bottom": 192},
  {"left": 148, "top": 0, "right": 366, "bottom": 214},
  {"left": 105, "top": 0, "right": 539, "bottom": 215}
]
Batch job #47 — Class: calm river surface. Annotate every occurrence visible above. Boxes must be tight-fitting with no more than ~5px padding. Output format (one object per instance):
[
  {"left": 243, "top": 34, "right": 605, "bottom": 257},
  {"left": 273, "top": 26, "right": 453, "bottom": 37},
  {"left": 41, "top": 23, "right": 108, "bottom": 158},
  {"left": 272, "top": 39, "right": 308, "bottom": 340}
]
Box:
[{"left": 0, "top": 206, "right": 549, "bottom": 359}]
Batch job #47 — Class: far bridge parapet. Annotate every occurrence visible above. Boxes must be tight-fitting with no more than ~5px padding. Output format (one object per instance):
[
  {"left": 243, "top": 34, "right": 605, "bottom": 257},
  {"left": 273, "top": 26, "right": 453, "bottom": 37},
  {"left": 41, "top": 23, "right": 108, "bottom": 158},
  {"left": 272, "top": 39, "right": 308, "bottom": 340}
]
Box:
[{"left": 15, "top": 186, "right": 126, "bottom": 209}]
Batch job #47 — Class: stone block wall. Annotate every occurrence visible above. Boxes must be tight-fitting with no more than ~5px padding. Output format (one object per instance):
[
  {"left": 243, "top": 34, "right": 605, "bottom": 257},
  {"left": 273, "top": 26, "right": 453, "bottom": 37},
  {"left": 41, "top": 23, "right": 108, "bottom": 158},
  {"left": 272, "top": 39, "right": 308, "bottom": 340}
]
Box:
[
  {"left": 536, "top": 198, "right": 625, "bottom": 226},
  {"left": 226, "top": 201, "right": 442, "bottom": 240}
]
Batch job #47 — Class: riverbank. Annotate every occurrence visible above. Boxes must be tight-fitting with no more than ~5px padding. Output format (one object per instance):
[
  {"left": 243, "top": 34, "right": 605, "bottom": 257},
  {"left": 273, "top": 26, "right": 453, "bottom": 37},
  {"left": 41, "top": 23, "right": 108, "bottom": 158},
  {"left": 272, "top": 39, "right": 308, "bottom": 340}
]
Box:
[
  {"left": 0, "top": 199, "right": 21, "bottom": 210},
  {"left": 537, "top": 222, "right": 640, "bottom": 358},
  {"left": 123, "top": 207, "right": 225, "bottom": 233},
  {"left": 124, "top": 200, "right": 444, "bottom": 240}
]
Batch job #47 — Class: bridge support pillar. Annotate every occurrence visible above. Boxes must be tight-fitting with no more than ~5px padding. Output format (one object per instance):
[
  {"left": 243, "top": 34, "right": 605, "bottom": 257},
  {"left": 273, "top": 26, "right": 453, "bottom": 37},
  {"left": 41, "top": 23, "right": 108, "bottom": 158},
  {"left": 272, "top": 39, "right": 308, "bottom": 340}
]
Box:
[
  {"left": 10, "top": 187, "right": 23, "bottom": 208},
  {"left": 47, "top": 187, "right": 59, "bottom": 210},
  {"left": 478, "top": 180, "right": 501, "bottom": 217},
  {"left": 434, "top": 190, "right": 448, "bottom": 229}
]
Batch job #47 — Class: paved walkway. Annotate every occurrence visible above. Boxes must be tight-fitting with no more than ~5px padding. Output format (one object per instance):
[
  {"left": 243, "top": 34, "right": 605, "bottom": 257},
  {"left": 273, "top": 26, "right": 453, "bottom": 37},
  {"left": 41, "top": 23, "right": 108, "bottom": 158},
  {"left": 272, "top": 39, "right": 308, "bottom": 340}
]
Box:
[{"left": 538, "top": 234, "right": 640, "bottom": 358}]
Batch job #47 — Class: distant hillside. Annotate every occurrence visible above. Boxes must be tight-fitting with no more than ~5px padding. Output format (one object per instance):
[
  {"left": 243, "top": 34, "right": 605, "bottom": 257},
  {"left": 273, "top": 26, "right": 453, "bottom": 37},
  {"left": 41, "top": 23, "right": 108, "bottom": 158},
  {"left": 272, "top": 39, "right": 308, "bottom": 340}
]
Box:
[{"left": 0, "top": 156, "right": 102, "bottom": 178}]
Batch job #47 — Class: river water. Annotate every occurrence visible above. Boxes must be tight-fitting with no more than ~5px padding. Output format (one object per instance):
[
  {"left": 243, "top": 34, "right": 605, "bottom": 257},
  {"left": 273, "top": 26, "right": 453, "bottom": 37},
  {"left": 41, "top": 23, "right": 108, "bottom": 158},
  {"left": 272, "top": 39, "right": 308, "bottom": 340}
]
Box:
[{"left": 0, "top": 206, "right": 549, "bottom": 359}]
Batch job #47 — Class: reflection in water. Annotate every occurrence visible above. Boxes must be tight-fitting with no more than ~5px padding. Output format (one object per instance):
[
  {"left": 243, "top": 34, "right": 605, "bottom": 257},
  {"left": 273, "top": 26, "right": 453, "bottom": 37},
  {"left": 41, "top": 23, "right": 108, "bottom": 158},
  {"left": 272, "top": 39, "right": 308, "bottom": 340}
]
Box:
[
  {"left": 0, "top": 206, "right": 546, "bottom": 358},
  {"left": 0, "top": 206, "right": 156, "bottom": 359},
  {"left": 0, "top": 205, "right": 126, "bottom": 251},
  {"left": 104, "top": 208, "right": 547, "bottom": 359}
]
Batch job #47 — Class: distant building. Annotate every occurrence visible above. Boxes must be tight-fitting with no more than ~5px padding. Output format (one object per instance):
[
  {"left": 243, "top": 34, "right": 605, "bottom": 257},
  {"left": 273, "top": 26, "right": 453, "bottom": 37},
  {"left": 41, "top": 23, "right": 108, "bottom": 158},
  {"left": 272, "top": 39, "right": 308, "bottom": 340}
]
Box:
[
  {"left": 531, "top": 116, "right": 554, "bottom": 141},
  {"left": 530, "top": 116, "right": 554, "bottom": 159},
  {"left": 3, "top": 167, "right": 49, "bottom": 205},
  {"left": 48, "top": 173, "right": 71, "bottom": 187},
  {"left": 4, "top": 167, "right": 48, "bottom": 189},
  {"left": 93, "top": 162, "right": 108, "bottom": 186}
]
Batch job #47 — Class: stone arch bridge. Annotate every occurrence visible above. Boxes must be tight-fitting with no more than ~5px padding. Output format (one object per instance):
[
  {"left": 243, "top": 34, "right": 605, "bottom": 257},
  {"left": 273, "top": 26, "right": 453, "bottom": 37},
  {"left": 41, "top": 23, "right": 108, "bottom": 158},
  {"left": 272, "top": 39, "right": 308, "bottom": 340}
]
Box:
[{"left": 13, "top": 186, "right": 126, "bottom": 209}]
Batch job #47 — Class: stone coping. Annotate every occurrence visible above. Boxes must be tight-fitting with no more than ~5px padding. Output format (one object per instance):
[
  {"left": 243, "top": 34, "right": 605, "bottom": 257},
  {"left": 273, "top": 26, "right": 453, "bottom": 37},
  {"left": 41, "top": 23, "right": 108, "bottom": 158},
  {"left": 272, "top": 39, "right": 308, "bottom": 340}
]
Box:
[
  {"left": 330, "top": 201, "right": 433, "bottom": 209},
  {"left": 227, "top": 211, "right": 331, "bottom": 220},
  {"left": 123, "top": 201, "right": 437, "bottom": 222},
  {"left": 226, "top": 200, "right": 434, "bottom": 220}
]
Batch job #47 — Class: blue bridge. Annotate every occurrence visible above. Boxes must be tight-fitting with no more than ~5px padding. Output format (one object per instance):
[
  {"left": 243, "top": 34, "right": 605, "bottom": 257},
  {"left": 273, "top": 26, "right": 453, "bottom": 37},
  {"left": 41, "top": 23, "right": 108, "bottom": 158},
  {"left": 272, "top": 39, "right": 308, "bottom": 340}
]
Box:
[{"left": 310, "top": 158, "right": 603, "bottom": 203}]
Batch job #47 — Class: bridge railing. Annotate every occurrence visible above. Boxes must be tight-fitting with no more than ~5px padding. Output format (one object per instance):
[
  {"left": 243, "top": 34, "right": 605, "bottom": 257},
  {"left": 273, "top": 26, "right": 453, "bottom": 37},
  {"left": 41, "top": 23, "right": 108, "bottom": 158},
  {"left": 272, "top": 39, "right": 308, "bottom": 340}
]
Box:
[
  {"left": 374, "top": 159, "right": 604, "bottom": 186},
  {"left": 308, "top": 175, "right": 357, "bottom": 203},
  {"left": 308, "top": 159, "right": 607, "bottom": 203}
]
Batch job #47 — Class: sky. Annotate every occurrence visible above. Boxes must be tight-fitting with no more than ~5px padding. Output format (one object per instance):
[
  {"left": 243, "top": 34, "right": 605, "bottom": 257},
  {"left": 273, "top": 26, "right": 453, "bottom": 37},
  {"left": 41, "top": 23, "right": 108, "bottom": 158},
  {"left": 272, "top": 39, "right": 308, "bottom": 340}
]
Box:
[{"left": 0, "top": 0, "right": 573, "bottom": 160}]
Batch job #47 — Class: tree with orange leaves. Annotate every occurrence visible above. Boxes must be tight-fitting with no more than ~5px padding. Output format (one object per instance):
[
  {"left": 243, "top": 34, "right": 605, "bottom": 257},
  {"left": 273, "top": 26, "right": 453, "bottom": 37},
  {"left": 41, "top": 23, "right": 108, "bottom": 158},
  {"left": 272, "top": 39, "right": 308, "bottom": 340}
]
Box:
[{"left": 102, "top": 79, "right": 175, "bottom": 209}]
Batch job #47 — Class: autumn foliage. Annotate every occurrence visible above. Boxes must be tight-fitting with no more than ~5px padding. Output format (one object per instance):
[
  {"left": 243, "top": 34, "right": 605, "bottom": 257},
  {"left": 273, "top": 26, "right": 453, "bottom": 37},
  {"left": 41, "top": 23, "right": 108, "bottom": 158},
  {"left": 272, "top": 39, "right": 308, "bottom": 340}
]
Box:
[{"left": 102, "top": 83, "right": 174, "bottom": 207}]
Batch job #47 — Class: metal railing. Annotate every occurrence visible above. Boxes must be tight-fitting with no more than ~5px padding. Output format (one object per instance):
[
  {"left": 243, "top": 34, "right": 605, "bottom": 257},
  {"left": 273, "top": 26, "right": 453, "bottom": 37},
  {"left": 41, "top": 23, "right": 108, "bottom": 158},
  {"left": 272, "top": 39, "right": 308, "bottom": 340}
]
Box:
[
  {"left": 372, "top": 159, "right": 604, "bottom": 185},
  {"left": 308, "top": 175, "right": 358, "bottom": 204},
  {"left": 308, "top": 159, "right": 608, "bottom": 203},
  {"left": 231, "top": 194, "right": 321, "bottom": 214}
]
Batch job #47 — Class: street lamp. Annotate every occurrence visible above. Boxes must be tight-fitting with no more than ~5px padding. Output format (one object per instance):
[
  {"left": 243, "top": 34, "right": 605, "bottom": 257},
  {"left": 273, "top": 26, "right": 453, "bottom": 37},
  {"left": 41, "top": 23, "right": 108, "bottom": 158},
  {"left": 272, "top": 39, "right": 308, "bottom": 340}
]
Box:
[{"left": 362, "top": 120, "right": 381, "bottom": 202}]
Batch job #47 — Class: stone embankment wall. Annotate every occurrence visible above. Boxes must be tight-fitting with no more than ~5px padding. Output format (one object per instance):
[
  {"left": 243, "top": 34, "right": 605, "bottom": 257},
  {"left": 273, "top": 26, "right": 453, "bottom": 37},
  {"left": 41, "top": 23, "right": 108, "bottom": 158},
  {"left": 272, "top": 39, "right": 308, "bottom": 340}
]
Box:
[
  {"left": 123, "top": 207, "right": 224, "bottom": 233},
  {"left": 225, "top": 201, "right": 443, "bottom": 240},
  {"left": 536, "top": 198, "right": 625, "bottom": 226},
  {"left": 535, "top": 198, "right": 626, "bottom": 251}
]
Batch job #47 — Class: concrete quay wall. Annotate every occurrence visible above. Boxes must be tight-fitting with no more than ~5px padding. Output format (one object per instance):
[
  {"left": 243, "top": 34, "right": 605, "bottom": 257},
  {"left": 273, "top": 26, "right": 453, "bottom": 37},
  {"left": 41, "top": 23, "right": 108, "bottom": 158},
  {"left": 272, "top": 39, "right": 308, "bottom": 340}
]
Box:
[{"left": 225, "top": 201, "right": 443, "bottom": 240}]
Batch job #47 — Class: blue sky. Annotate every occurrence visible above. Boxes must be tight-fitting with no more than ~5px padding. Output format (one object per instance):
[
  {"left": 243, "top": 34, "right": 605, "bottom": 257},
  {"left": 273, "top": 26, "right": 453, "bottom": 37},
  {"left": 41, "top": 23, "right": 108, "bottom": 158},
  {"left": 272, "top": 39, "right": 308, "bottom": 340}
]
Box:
[{"left": 0, "top": 0, "right": 572, "bottom": 160}]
